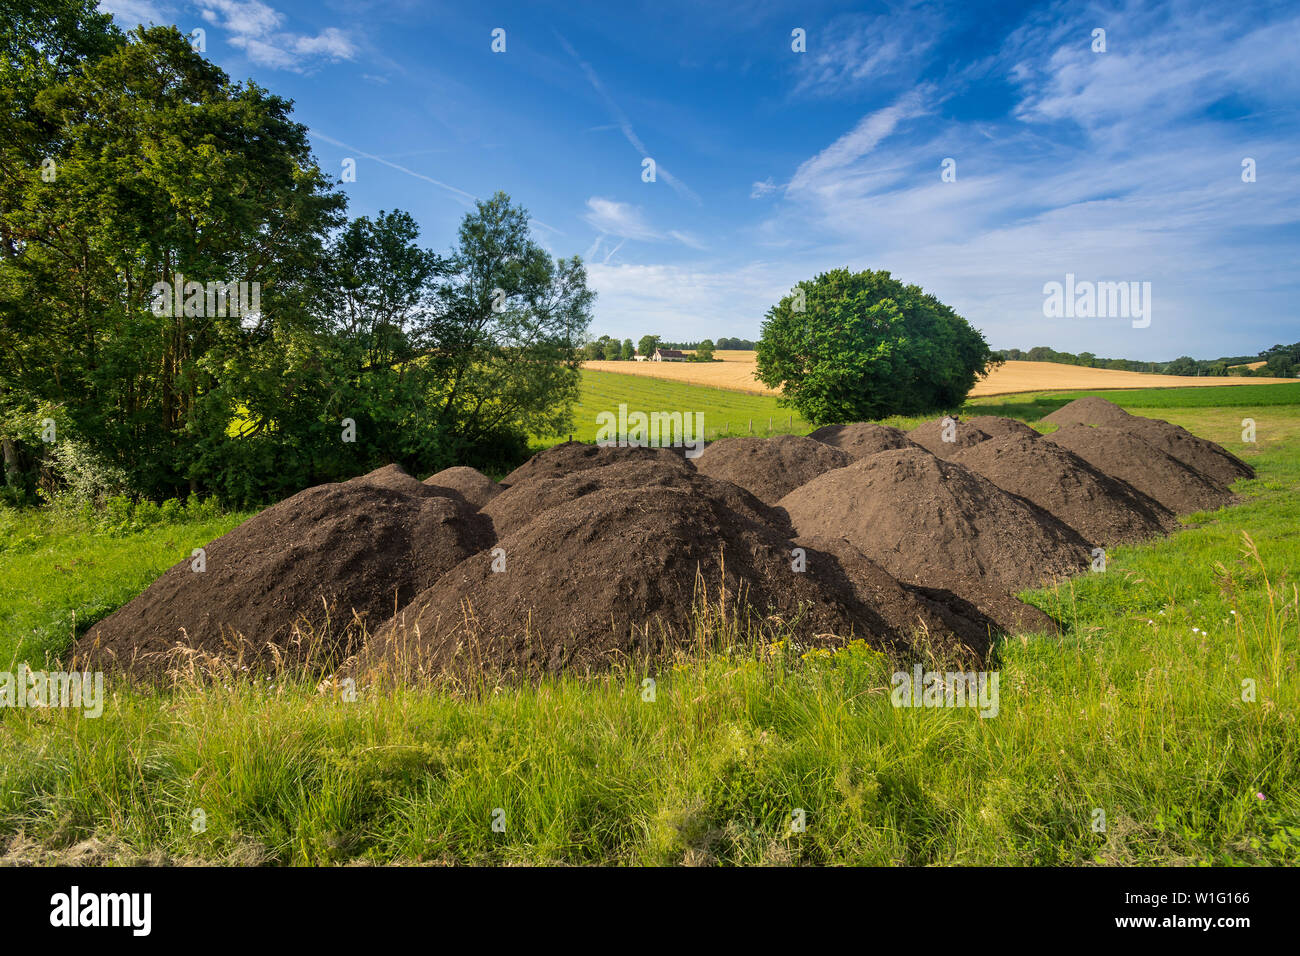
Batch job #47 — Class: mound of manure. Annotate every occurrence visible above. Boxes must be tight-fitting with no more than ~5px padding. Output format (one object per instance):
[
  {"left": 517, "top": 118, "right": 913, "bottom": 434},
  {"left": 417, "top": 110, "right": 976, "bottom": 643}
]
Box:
[
  {"left": 693, "top": 434, "right": 852, "bottom": 504},
  {"left": 424, "top": 465, "right": 503, "bottom": 509},
  {"left": 78, "top": 480, "right": 493, "bottom": 677},
  {"left": 949, "top": 434, "right": 1177, "bottom": 546},
  {"left": 1041, "top": 396, "right": 1132, "bottom": 427},
  {"left": 1044, "top": 424, "right": 1233, "bottom": 515},
  {"left": 907, "top": 418, "right": 991, "bottom": 458},
  {"left": 500, "top": 441, "right": 694, "bottom": 488},
  {"left": 483, "top": 457, "right": 783, "bottom": 539},
  {"left": 1109, "top": 417, "right": 1254, "bottom": 485},
  {"left": 802, "top": 535, "right": 1053, "bottom": 649},
  {"left": 361, "top": 485, "right": 996, "bottom": 677},
  {"left": 807, "top": 423, "right": 919, "bottom": 459},
  {"left": 962, "top": 416, "right": 1042, "bottom": 441},
  {"left": 346, "top": 463, "right": 455, "bottom": 498},
  {"left": 777, "top": 447, "right": 1091, "bottom": 592}
]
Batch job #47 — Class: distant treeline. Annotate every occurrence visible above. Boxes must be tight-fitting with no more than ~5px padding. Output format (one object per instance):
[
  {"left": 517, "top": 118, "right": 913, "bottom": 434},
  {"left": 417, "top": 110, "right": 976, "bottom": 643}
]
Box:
[{"left": 997, "top": 343, "right": 1300, "bottom": 378}]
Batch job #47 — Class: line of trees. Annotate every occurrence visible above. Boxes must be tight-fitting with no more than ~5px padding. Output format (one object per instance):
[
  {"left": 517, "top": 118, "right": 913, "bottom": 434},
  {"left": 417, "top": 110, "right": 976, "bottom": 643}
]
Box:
[
  {"left": 0, "top": 3, "right": 593, "bottom": 506},
  {"left": 996, "top": 344, "right": 1300, "bottom": 378}
]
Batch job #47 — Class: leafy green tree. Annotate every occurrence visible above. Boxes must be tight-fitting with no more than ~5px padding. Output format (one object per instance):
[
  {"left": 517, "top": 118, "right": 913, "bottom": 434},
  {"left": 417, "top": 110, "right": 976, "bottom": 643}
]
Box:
[
  {"left": 637, "top": 334, "right": 659, "bottom": 359},
  {"left": 755, "top": 269, "right": 997, "bottom": 424},
  {"left": 423, "top": 192, "right": 592, "bottom": 464},
  {"left": 695, "top": 338, "right": 715, "bottom": 361},
  {"left": 621, "top": 338, "right": 634, "bottom": 360},
  {"left": 1164, "top": 356, "right": 1198, "bottom": 376},
  {"left": 0, "top": 21, "right": 345, "bottom": 500}
]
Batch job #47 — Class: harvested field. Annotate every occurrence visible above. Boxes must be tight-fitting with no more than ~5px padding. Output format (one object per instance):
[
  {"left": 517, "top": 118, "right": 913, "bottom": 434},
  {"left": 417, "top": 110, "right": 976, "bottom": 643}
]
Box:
[
  {"left": 694, "top": 434, "right": 852, "bottom": 504},
  {"left": 1045, "top": 424, "right": 1234, "bottom": 514},
  {"left": 807, "top": 422, "right": 918, "bottom": 459},
  {"left": 78, "top": 467, "right": 493, "bottom": 677},
  {"left": 950, "top": 433, "right": 1177, "bottom": 545},
  {"left": 581, "top": 357, "right": 1296, "bottom": 399},
  {"left": 777, "top": 447, "right": 1092, "bottom": 592}
]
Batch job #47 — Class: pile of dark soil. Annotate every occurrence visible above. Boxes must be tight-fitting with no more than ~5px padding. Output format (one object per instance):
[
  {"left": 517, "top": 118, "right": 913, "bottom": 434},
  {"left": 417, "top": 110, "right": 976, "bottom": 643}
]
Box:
[
  {"left": 804, "top": 535, "right": 1056, "bottom": 643},
  {"left": 1045, "top": 424, "right": 1233, "bottom": 514},
  {"left": 499, "top": 441, "right": 693, "bottom": 487},
  {"left": 963, "top": 416, "right": 1041, "bottom": 441},
  {"left": 777, "top": 447, "right": 1091, "bottom": 592},
  {"left": 482, "top": 457, "right": 782, "bottom": 539},
  {"left": 693, "top": 434, "right": 852, "bottom": 504},
  {"left": 907, "top": 418, "right": 991, "bottom": 458},
  {"left": 1041, "top": 395, "right": 1132, "bottom": 427},
  {"left": 362, "top": 483, "right": 1005, "bottom": 677},
  {"left": 1110, "top": 417, "right": 1254, "bottom": 485},
  {"left": 424, "top": 465, "right": 503, "bottom": 509},
  {"left": 950, "top": 434, "right": 1177, "bottom": 545},
  {"left": 347, "top": 463, "right": 452, "bottom": 499},
  {"left": 807, "top": 423, "right": 919, "bottom": 459},
  {"left": 77, "top": 476, "right": 493, "bottom": 677}
]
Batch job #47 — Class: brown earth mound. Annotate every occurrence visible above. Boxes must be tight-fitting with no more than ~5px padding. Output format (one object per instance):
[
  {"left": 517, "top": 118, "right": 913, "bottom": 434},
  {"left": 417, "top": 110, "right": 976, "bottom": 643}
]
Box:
[
  {"left": 803, "top": 535, "right": 1056, "bottom": 641},
  {"left": 907, "top": 418, "right": 991, "bottom": 458},
  {"left": 693, "top": 434, "right": 852, "bottom": 504},
  {"left": 1041, "top": 396, "right": 1132, "bottom": 427},
  {"left": 347, "top": 463, "right": 455, "bottom": 499},
  {"left": 963, "top": 416, "right": 1042, "bottom": 441},
  {"left": 1044, "top": 424, "right": 1233, "bottom": 515},
  {"left": 483, "top": 457, "right": 784, "bottom": 539},
  {"left": 950, "top": 433, "right": 1177, "bottom": 545},
  {"left": 777, "top": 447, "right": 1091, "bottom": 592},
  {"left": 807, "top": 423, "right": 919, "bottom": 459},
  {"left": 499, "top": 441, "right": 694, "bottom": 488},
  {"left": 361, "top": 484, "right": 1003, "bottom": 677},
  {"left": 1110, "top": 417, "right": 1254, "bottom": 485},
  {"left": 78, "top": 480, "right": 494, "bottom": 677},
  {"left": 424, "top": 465, "right": 503, "bottom": 509}
]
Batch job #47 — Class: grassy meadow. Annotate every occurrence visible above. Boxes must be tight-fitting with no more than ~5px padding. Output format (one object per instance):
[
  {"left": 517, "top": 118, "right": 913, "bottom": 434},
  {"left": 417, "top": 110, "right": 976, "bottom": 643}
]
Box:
[{"left": 0, "top": 383, "right": 1296, "bottom": 865}]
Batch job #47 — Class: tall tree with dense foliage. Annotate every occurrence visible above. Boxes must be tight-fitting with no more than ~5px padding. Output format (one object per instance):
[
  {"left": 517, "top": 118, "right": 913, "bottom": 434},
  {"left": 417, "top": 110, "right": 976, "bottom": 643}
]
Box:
[
  {"left": 1, "top": 17, "right": 345, "bottom": 500},
  {"left": 422, "top": 192, "right": 591, "bottom": 463},
  {"left": 755, "top": 269, "right": 998, "bottom": 424},
  {"left": 0, "top": 7, "right": 593, "bottom": 504}
]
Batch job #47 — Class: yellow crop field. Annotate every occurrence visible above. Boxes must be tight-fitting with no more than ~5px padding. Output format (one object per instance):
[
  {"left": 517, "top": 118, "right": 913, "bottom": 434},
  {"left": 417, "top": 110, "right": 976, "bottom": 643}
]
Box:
[{"left": 582, "top": 354, "right": 1296, "bottom": 397}]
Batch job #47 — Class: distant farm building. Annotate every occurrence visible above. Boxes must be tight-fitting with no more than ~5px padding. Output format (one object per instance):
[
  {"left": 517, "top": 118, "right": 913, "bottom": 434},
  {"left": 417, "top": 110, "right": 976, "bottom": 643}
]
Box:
[{"left": 653, "top": 348, "right": 687, "bottom": 362}]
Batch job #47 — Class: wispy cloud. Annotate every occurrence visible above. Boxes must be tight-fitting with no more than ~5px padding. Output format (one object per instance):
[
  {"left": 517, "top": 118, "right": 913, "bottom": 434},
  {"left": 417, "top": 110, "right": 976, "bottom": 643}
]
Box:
[
  {"left": 556, "top": 32, "right": 701, "bottom": 204},
  {"left": 582, "top": 197, "right": 703, "bottom": 250}
]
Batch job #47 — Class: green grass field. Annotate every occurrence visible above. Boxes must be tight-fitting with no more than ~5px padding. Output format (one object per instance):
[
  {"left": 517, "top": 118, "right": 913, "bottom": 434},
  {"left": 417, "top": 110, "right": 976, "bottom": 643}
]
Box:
[
  {"left": 1, "top": 383, "right": 1296, "bottom": 865},
  {"left": 535, "top": 368, "right": 812, "bottom": 445}
]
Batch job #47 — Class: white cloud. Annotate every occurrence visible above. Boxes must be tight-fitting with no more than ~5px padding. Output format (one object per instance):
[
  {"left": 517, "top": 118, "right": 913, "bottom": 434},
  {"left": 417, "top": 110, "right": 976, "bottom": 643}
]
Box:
[
  {"left": 195, "top": 0, "right": 356, "bottom": 71},
  {"left": 97, "top": 0, "right": 167, "bottom": 25},
  {"left": 744, "top": 0, "right": 1300, "bottom": 358},
  {"left": 583, "top": 198, "right": 704, "bottom": 250}
]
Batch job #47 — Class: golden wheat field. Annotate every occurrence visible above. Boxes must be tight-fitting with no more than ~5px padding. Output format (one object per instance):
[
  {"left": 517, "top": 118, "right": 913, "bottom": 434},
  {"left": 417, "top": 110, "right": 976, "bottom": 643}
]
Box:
[{"left": 582, "top": 352, "right": 1296, "bottom": 397}]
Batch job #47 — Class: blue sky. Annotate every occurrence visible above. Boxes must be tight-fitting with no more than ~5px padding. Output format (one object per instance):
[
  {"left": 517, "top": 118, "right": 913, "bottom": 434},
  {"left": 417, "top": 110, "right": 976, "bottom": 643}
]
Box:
[{"left": 101, "top": 0, "right": 1299, "bottom": 359}]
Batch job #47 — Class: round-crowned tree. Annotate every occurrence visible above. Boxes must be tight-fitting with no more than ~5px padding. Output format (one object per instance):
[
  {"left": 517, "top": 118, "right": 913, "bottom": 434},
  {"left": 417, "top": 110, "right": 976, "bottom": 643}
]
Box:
[{"left": 755, "top": 269, "right": 998, "bottom": 423}]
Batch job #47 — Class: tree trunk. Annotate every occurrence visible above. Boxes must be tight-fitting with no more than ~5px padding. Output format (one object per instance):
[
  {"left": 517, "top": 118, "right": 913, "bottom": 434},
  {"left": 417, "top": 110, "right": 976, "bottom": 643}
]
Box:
[{"left": 2, "top": 438, "right": 19, "bottom": 487}]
